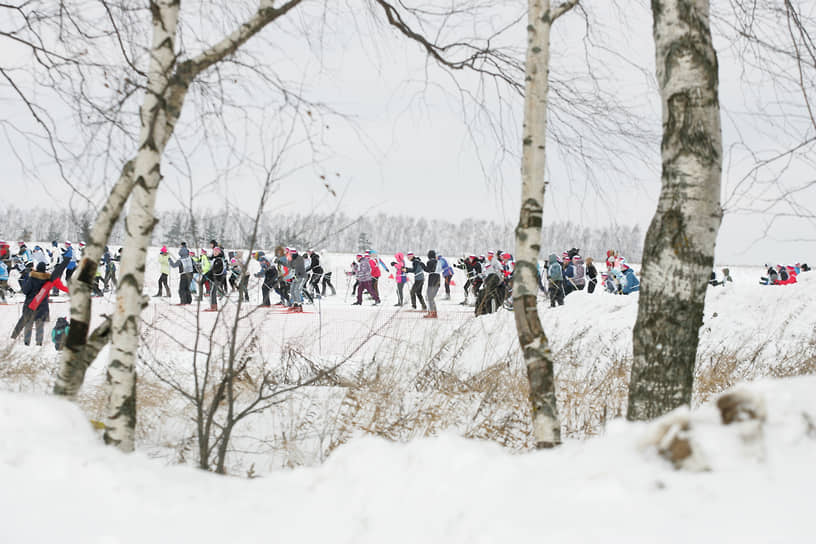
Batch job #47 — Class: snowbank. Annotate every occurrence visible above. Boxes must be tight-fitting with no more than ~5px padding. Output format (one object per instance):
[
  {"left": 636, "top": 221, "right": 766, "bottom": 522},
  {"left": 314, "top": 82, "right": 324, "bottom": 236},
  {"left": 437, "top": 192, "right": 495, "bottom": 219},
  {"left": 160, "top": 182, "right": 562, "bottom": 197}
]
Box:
[{"left": 2, "top": 376, "right": 815, "bottom": 543}]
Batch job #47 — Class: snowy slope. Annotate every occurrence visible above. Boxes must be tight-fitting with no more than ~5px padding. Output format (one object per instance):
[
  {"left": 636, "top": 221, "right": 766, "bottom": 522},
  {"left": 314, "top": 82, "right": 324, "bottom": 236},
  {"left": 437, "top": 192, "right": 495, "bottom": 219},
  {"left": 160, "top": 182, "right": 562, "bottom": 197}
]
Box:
[
  {"left": 1, "top": 248, "right": 815, "bottom": 542},
  {"left": 1, "top": 376, "right": 815, "bottom": 543}
]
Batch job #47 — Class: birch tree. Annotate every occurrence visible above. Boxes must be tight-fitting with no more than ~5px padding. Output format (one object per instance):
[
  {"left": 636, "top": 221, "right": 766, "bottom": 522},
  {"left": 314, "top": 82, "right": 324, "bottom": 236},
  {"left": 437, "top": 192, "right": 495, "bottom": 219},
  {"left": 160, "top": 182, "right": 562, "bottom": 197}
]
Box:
[
  {"left": 627, "top": 0, "right": 723, "bottom": 421},
  {"left": 513, "top": 0, "right": 578, "bottom": 449}
]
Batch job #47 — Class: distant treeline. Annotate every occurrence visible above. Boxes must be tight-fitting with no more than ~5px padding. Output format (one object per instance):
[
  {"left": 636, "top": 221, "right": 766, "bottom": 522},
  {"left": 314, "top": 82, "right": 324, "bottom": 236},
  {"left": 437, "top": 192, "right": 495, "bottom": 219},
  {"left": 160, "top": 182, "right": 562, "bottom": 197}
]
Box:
[{"left": 0, "top": 207, "right": 644, "bottom": 261}]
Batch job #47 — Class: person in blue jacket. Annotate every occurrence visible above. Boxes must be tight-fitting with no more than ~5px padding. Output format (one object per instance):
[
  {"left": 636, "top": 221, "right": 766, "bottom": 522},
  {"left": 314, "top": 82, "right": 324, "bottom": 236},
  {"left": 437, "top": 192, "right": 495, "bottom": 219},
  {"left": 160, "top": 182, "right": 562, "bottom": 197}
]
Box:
[
  {"left": 63, "top": 241, "right": 78, "bottom": 282},
  {"left": 0, "top": 258, "right": 9, "bottom": 303},
  {"left": 620, "top": 265, "right": 640, "bottom": 294},
  {"left": 438, "top": 253, "right": 454, "bottom": 300}
]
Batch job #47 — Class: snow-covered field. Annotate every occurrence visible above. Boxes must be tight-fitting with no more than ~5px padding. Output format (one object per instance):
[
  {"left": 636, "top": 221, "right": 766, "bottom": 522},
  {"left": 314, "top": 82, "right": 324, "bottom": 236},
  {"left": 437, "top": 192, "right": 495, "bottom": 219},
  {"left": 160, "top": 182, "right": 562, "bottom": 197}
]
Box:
[{"left": 1, "top": 248, "right": 814, "bottom": 542}]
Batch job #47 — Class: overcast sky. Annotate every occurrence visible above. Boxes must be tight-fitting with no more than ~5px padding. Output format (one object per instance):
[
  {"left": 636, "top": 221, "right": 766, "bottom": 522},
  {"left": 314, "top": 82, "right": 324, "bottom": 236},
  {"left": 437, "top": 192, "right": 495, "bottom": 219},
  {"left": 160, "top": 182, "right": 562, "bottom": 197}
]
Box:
[{"left": 1, "top": 1, "right": 814, "bottom": 266}]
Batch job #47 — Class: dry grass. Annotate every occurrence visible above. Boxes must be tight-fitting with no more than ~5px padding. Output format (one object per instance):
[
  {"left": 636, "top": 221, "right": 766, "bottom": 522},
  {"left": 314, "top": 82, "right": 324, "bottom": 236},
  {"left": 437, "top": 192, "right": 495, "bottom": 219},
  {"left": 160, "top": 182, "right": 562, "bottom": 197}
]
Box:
[{"left": 2, "top": 319, "right": 815, "bottom": 475}]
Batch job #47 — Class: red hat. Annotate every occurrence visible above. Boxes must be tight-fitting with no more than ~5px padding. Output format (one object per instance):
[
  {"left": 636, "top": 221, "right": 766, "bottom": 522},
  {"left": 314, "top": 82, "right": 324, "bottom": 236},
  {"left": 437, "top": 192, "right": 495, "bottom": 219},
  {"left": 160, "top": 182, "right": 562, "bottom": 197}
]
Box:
[
  {"left": 501, "top": 252, "right": 511, "bottom": 260},
  {"left": 160, "top": 246, "right": 167, "bottom": 254}
]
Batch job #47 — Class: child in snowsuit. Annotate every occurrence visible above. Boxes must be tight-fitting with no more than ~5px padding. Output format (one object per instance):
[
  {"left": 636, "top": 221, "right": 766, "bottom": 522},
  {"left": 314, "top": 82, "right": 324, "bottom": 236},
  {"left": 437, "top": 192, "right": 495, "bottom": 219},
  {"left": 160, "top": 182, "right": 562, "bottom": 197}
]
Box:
[{"left": 620, "top": 265, "right": 640, "bottom": 294}]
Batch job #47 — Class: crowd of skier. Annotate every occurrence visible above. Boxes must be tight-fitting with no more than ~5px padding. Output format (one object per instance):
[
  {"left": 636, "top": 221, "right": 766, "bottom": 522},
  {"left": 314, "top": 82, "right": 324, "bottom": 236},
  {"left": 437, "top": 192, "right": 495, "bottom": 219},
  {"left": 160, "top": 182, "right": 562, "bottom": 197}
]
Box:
[{"left": 0, "top": 236, "right": 811, "bottom": 346}]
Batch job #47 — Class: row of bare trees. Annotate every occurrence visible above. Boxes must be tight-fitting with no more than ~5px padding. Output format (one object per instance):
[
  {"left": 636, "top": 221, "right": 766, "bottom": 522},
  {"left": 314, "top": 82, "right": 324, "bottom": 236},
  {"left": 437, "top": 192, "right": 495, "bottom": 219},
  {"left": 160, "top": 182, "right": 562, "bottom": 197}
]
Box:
[{"left": 0, "top": 205, "right": 646, "bottom": 261}]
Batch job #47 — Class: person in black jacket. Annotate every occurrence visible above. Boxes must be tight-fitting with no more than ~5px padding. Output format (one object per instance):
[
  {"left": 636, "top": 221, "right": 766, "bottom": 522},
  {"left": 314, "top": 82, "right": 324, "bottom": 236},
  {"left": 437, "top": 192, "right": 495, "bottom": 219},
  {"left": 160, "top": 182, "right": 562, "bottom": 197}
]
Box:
[
  {"left": 585, "top": 257, "right": 598, "bottom": 294},
  {"left": 423, "top": 250, "right": 441, "bottom": 318},
  {"left": 205, "top": 246, "right": 227, "bottom": 311},
  {"left": 306, "top": 250, "right": 323, "bottom": 299},
  {"left": 11, "top": 261, "right": 67, "bottom": 345},
  {"left": 407, "top": 252, "right": 427, "bottom": 311},
  {"left": 255, "top": 253, "right": 278, "bottom": 307}
]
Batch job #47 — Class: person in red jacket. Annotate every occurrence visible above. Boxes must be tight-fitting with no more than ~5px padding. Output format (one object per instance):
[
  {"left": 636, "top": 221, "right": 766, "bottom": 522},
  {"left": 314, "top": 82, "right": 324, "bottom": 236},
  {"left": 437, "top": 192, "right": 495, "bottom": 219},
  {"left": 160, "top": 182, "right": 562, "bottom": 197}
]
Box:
[{"left": 11, "top": 261, "right": 68, "bottom": 346}]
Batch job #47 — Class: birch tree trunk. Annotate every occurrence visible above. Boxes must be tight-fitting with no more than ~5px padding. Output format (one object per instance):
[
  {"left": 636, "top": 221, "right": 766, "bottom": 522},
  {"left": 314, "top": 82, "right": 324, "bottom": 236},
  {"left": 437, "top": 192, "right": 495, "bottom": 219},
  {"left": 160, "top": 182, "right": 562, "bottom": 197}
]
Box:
[
  {"left": 103, "top": 0, "right": 182, "bottom": 451},
  {"left": 514, "top": 0, "right": 576, "bottom": 449},
  {"left": 627, "top": 0, "right": 722, "bottom": 421},
  {"left": 103, "top": 0, "right": 305, "bottom": 451},
  {"left": 53, "top": 161, "right": 135, "bottom": 398}
]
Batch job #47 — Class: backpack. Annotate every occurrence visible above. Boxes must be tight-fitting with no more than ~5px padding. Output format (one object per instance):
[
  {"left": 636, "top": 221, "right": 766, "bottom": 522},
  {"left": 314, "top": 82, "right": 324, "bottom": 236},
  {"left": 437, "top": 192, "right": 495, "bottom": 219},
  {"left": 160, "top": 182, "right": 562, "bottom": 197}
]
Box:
[
  {"left": 52, "top": 317, "right": 69, "bottom": 351},
  {"left": 369, "top": 258, "right": 381, "bottom": 278},
  {"left": 572, "top": 256, "right": 585, "bottom": 285},
  {"left": 548, "top": 262, "right": 562, "bottom": 281}
]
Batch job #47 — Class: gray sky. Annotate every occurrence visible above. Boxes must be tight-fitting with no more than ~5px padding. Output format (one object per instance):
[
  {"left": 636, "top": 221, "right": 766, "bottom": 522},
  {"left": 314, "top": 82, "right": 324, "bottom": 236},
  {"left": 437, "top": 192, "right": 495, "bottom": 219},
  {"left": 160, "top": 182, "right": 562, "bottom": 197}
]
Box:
[{"left": 1, "top": 1, "right": 814, "bottom": 266}]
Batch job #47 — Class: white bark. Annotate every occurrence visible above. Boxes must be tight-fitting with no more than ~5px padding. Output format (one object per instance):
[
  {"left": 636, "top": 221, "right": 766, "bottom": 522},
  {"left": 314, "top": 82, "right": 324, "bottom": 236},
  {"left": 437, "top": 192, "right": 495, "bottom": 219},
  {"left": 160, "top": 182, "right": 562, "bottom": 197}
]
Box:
[
  {"left": 628, "top": 0, "right": 722, "bottom": 421},
  {"left": 103, "top": 0, "right": 181, "bottom": 452},
  {"left": 102, "top": 0, "right": 305, "bottom": 451},
  {"left": 514, "top": 0, "right": 576, "bottom": 449}
]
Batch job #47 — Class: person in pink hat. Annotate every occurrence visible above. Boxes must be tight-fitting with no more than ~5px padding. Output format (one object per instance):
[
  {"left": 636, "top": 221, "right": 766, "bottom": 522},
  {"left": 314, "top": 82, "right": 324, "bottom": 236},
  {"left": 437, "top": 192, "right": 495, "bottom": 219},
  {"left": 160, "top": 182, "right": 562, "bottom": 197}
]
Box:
[{"left": 155, "top": 245, "right": 171, "bottom": 297}]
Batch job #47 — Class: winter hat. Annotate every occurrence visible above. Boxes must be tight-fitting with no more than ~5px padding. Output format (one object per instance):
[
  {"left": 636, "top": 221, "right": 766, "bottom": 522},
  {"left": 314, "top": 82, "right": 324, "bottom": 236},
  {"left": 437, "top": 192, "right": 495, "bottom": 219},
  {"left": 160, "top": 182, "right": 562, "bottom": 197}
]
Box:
[
  {"left": 210, "top": 239, "right": 218, "bottom": 247},
  {"left": 79, "top": 242, "right": 86, "bottom": 248},
  {"left": 65, "top": 240, "right": 72, "bottom": 246},
  {"left": 407, "top": 252, "right": 415, "bottom": 258},
  {"left": 355, "top": 254, "right": 362, "bottom": 260},
  {"left": 487, "top": 250, "right": 495, "bottom": 256},
  {"left": 427, "top": 250, "right": 436, "bottom": 259},
  {"left": 213, "top": 247, "right": 222, "bottom": 256},
  {"left": 501, "top": 252, "right": 511, "bottom": 260},
  {"left": 18, "top": 241, "right": 25, "bottom": 246},
  {"left": 36, "top": 262, "right": 46, "bottom": 273},
  {"left": 180, "top": 241, "right": 187, "bottom": 247},
  {"left": 160, "top": 246, "right": 167, "bottom": 254}
]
